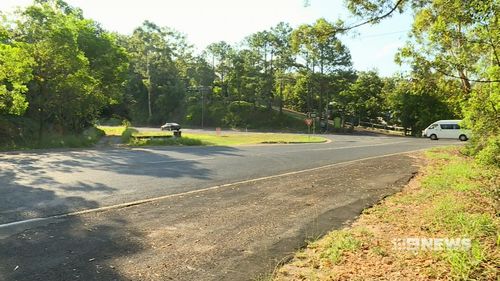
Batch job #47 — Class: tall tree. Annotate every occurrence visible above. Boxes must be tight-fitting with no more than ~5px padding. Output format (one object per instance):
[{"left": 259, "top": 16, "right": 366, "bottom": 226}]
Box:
[
  {"left": 247, "top": 30, "right": 276, "bottom": 109},
  {"left": 205, "top": 41, "right": 233, "bottom": 100},
  {"left": 11, "top": 0, "right": 107, "bottom": 135},
  {"left": 347, "top": 0, "right": 499, "bottom": 164},
  {"left": 292, "top": 18, "right": 352, "bottom": 113},
  {"left": 270, "top": 22, "right": 295, "bottom": 113},
  {"left": 124, "top": 21, "right": 186, "bottom": 124}
]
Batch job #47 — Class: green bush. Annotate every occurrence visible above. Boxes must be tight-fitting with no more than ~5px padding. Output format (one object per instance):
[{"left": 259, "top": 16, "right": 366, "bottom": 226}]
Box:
[
  {"left": 34, "top": 127, "right": 104, "bottom": 149},
  {"left": 475, "top": 135, "right": 500, "bottom": 167},
  {"left": 129, "top": 136, "right": 203, "bottom": 146},
  {"left": 0, "top": 115, "right": 104, "bottom": 150},
  {"left": 463, "top": 72, "right": 499, "bottom": 167},
  {"left": 0, "top": 115, "right": 38, "bottom": 147},
  {"left": 121, "top": 127, "right": 138, "bottom": 143}
]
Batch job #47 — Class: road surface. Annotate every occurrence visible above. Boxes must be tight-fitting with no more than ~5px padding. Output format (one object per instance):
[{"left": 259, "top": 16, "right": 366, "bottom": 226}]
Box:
[
  {"left": 0, "top": 134, "right": 462, "bottom": 280},
  {"left": 0, "top": 134, "right": 458, "bottom": 225}
]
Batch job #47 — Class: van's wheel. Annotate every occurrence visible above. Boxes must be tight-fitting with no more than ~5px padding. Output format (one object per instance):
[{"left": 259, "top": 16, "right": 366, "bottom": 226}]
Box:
[
  {"left": 430, "top": 134, "right": 438, "bottom": 140},
  {"left": 459, "top": 134, "right": 468, "bottom": 141}
]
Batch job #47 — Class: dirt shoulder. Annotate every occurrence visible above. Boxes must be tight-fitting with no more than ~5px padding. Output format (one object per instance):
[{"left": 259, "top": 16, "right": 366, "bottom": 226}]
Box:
[
  {"left": 274, "top": 148, "right": 499, "bottom": 281},
  {"left": 0, "top": 154, "right": 419, "bottom": 281}
]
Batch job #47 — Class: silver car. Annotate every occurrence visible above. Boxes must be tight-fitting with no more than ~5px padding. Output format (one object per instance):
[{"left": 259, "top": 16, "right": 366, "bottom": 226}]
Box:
[{"left": 160, "top": 122, "right": 181, "bottom": 131}]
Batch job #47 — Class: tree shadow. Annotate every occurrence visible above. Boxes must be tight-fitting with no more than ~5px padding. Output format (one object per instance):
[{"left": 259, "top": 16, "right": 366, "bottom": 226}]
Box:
[
  {"left": 0, "top": 145, "right": 244, "bottom": 280},
  {"left": 0, "top": 145, "right": 241, "bottom": 224},
  {"left": 0, "top": 183, "right": 144, "bottom": 280}
]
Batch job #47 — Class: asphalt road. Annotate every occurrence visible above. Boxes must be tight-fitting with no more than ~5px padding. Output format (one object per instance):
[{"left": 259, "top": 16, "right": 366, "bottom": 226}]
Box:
[
  {"left": 0, "top": 153, "right": 420, "bottom": 281},
  {"left": 0, "top": 134, "right": 459, "bottom": 226}
]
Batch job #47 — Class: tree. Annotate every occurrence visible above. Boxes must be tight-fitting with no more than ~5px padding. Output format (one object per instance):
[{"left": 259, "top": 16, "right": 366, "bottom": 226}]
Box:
[
  {"left": 124, "top": 21, "right": 187, "bottom": 124},
  {"left": 0, "top": 26, "right": 33, "bottom": 115},
  {"left": 292, "top": 18, "right": 352, "bottom": 113},
  {"left": 77, "top": 22, "right": 129, "bottom": 118},
  {"left": 226, "top": 49, "right": 261, "bottom": 105},
  {"left": 246, "top": 31, "right": 272, "bottom": 108},
  {"left": 205, "top": 41, "right": 233, "bottom": 100},
  {"left": 385, "top": 76, "right": 456, "bottom": 135},
  {"left": 269, "top": 22, "right": 295, "bottom": 113},
  {"left": 338, "top": 71, "right": 384, "bottom": 124},
  {"left": 11, "top": 0, "right": 107, "bottom": 135}
]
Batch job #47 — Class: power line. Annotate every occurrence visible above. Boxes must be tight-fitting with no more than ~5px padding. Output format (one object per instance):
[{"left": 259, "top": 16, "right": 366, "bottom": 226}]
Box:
[{"left": 346, "top": 30, "right": 410, "bottom": 40}]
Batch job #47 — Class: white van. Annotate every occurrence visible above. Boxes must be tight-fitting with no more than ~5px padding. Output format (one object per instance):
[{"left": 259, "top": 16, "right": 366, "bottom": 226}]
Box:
[{"left": 422, "top": 120, "right": 471, "bottom": 141}]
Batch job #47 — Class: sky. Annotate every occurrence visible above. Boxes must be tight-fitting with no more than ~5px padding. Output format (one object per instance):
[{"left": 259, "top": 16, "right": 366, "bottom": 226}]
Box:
[{"left": 0, "top": 0, "right": 413, "bottom": 76}]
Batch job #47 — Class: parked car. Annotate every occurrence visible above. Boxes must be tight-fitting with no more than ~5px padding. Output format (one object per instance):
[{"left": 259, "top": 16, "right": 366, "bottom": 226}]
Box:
[
  {"left": 422, "top": 120, "right": 470, "bottom": 141},
  {"left": 160, "top": 122, "right": 181, "bottom": 131}
]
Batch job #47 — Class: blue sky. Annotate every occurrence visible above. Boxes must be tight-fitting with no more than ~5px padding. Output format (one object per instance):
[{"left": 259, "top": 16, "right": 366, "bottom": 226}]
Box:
[{"left": 0, "top": 0, "right": 413, "bottom": 76}]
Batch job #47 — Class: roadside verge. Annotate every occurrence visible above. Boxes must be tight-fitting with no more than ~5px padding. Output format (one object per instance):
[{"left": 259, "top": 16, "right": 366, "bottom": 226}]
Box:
[{"left": 274, "top": 147, "right": 499, "bottom": 280}]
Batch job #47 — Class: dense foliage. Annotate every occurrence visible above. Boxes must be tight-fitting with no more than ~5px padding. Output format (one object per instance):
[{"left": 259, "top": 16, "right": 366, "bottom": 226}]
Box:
[
  {"left": 1, "top": 0, "right": 498, "bottom": 164},
  {"left": 345, "top": 0, "right": 499, "bottom": 165}
]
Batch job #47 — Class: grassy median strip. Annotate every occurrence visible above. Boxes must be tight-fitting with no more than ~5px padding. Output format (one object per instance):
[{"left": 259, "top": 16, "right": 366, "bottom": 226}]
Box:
[
  {"left": 274, "top": 147, "right": 499, "bottom": 281},
  {"left": 182, "top": 133, "right": 326, "bottom": 146},
  {"left": 98, "top": 125, "right": 127, "bottom": 136},
  {"left": 125, "top": 130, "right": 326, "bottom": 146}
]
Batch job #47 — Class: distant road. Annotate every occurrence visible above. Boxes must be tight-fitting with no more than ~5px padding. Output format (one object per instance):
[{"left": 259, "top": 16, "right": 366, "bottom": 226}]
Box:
[{"left": 0, "top": 134, "right": 459, "bottom": 225}]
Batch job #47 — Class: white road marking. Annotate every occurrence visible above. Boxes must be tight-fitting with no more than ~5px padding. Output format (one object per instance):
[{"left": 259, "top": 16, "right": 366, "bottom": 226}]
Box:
[
  {"left": 0, "top": 148, "right": 427, "bottom": 230},
  {"left": 248, "top": 140, "right": 412, "bottom": 157}
]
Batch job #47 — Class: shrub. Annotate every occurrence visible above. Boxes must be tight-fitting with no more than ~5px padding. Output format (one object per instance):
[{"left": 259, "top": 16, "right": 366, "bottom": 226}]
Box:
[
  {"left": 463, "top": 73, "right": 500, "bottom": 167},
  {"left": 475, "top": 135, "right": 500, "bottom": 167},
  {"left": 129, "top": 136, "right": 203, "bottom": 146},
  {"left": 121, "top": 127, "right": 138, "bottom": 143}
]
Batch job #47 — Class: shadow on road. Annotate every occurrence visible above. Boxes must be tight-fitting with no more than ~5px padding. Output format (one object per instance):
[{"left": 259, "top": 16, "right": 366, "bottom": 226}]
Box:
[
  {"left": 0, "top": 201, "right": 144, "bottom": 280},
  {"left": 0, "top": 146, "right": 239, "bottom": 280},
  {"left": 0, "top": 146, "right": 241, "bottom": 224}
]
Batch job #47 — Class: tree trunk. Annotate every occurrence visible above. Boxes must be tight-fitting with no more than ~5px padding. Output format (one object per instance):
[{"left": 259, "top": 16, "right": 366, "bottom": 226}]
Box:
[
  {"left": 319, "top": 61, "right": 324, "bottom": 119},
  {"left": 279, "top": 80, "right": 283, "bottom": 115},
  {"left": 38, "top": 107, "right": 44, "bottom": 144},
  {"left": 146, "top": 55, "right": 153, "bottom": 123}
]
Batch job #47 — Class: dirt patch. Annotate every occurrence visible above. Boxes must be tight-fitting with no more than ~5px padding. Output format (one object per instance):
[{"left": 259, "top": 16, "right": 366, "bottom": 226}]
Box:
[
  {"left": 0, "top": 154, "right": 419, "bottom": 281},
  {"left": 95, "top": 136, "right": 122, "bottom": 148}
]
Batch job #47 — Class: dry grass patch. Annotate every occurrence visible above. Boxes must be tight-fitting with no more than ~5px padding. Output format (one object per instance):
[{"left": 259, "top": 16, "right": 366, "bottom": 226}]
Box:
[{"left": 274, "top": 147, "right": 499, "bottom": 281}]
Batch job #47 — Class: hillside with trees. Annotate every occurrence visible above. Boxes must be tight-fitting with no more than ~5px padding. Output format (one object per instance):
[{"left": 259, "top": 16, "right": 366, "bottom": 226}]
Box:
[{"left": 0, "top": 0, "right": 498, "bottom": 165}]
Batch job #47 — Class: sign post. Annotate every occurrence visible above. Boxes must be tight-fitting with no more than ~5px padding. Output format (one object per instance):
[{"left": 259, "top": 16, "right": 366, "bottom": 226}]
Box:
[
  {"left": 305, "top": 118, "right": 313, "bottom": 139},
  {"left": 306, "top": 112, "right": 317, "bottom": 135}
]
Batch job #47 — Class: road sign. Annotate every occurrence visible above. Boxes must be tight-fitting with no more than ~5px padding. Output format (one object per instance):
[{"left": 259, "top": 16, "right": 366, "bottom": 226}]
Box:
[{"left": 305, "top": 118, "right": 313, "bottom": 126}]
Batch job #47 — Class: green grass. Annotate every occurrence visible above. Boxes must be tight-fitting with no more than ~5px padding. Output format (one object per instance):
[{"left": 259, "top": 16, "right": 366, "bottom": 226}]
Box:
[
  {"left": 274, "top": 148, "right": 499, "bottom": 280},
  {"left": 313, "top": 230, "right": 362, "bottom": 264},
  {"left": 184, "top": 133, "right": 326, "bottom": 146},
  {"left": 98, "top": 125, "right": 127, "bottom": 136},
  {"left": 130, "top": 131, "right": 327, "bottom": 146},
  {"left": 416, "top": 149, "right": 499, "bottom": 279},
  {"left": 320, "top": 232, "right": 361, "bottom": 264}
]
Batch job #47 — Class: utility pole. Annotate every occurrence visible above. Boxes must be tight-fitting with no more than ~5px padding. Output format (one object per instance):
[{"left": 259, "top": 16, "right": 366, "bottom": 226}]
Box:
[
  {"left": 201, "top": 86, "right": 205, "bottom": 128},
  {"left": 146, "top": 53, "right": 152, "bottom": 122}
]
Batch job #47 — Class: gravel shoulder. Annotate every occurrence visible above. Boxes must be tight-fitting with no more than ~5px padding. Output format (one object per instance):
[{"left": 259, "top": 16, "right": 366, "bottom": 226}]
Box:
[{"left": 0, "top": 153, "right": 419, "bottom": 281}]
